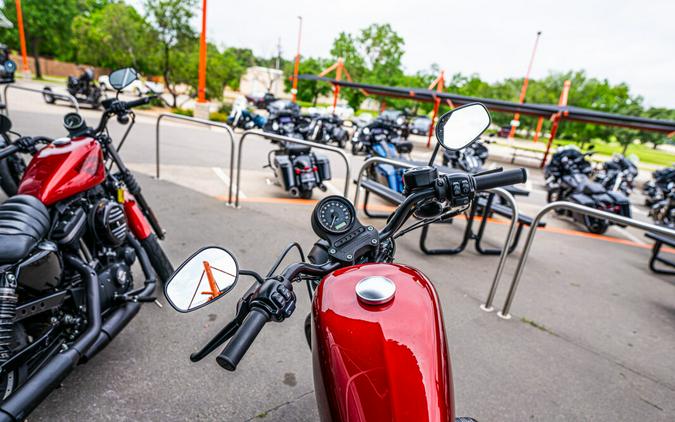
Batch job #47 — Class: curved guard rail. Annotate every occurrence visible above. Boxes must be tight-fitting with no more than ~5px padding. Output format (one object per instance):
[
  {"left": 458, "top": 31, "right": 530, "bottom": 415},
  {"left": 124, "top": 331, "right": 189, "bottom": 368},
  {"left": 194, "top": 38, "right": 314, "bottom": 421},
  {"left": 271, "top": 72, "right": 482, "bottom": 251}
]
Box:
[
  {"left": 497, "top": 201, "right": 675, "bottom": 319},
  {"left": 3, "top": 84, "right": 80, "bottom": 115},
  {"left": 353, "top": 156, "right": 520, "bottom": 310},
  {"left": 155, "top": 113, "right": 236, "bottom": 205},
  {"left": 234, "top": 130, "right": 351, "bottom": 208}
]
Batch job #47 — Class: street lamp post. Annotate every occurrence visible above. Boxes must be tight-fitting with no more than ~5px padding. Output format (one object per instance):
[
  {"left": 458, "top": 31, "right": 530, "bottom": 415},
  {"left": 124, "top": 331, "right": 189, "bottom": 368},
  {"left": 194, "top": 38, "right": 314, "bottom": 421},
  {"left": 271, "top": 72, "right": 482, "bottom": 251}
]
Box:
[
  {"left": 508, "top": 31, "right": 542, "bottom": 140},
  {"left": 291, "top": 16, "right": 302, "bottom": 103},
  {"left": 197, "top": 0, "right": 207, "bottom": 103},
  {"left": 14, "top": 0, "right": 29, "bottom": 77}
]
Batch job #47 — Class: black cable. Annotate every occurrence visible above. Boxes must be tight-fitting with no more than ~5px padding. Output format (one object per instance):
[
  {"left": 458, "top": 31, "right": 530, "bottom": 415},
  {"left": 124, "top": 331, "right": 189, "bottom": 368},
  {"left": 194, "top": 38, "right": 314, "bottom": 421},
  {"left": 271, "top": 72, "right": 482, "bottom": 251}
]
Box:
[{"left": 266, "top": 242, "right": 306, "bottom": 278}]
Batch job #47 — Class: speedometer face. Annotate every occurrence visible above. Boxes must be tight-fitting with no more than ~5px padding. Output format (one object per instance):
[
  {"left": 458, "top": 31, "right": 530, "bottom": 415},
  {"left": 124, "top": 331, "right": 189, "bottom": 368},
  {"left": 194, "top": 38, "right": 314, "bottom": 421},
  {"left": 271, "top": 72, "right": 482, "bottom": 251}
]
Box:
[{"left": 317, "top": 199, "right": 354, "bottom": 234}]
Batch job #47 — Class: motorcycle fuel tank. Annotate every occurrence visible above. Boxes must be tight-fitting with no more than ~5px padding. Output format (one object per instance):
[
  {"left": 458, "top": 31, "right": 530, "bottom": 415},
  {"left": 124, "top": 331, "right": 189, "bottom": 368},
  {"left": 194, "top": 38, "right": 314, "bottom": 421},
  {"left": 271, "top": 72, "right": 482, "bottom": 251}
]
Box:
[
  {"left": 312, "top": 263, "right": 454, "bottom": 422},
  {"left": 18, "top": 137, "right": 105, "bottom": 206}
]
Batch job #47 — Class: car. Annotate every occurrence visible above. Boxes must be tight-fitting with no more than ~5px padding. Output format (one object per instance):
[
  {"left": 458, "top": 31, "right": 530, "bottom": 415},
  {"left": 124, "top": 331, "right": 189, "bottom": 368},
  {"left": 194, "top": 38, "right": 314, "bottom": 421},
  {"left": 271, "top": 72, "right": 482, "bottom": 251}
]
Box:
[
  {"left": 98, "top": 75, "right": 164, "bottom": 96},
  {"left": 409, "top": 115, "right": 432, "bottom": 135}
]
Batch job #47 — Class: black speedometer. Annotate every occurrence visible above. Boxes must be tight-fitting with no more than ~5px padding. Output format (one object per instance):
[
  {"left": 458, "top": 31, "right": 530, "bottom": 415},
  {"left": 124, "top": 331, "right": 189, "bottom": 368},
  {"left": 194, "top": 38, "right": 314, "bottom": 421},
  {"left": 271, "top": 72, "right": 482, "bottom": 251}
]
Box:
[{"left": 313, "top": 196, "right": 355, "bottom": 235}]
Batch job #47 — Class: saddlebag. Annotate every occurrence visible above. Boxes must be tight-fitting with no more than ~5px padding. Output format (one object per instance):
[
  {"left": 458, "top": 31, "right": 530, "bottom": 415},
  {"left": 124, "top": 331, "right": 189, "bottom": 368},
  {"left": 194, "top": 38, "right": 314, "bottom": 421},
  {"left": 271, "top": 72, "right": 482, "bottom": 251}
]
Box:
[
  {"left": 569, "top": 192, "right": 595, "bottom": 208},
  {"left": 273, "top": 155, "right": 295, "bottom": 190},
  {"left": 607, "top": 191, "right": 632, "bottom": 218},
  {"left": 314, "top": 154, "right": 332, "bottom": 181}
]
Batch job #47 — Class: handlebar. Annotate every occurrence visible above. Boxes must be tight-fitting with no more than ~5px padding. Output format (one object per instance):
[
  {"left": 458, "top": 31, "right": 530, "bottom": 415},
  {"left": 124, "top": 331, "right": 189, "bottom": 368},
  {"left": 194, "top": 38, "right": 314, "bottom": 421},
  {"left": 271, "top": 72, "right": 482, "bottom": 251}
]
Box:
[
  {"left": 473, "top": 168, "right": 527, "bottom": 191},
  {"left": 0, "top": 144, "right": 19, "bottom": 160},
  {"left": 216, "top": 308, "right": 268, "bottom": 371},
  {"left": 124, "top": 96, "right": 151, "bottom": 109}
]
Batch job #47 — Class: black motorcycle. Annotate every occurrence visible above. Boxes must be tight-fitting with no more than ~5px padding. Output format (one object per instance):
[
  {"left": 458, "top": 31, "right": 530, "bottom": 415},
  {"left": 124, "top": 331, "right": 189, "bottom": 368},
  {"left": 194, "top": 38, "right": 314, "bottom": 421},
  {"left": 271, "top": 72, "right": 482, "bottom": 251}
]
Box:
[
  {"left": 442, "top": 140, "right": 489, "bottom": 172},
  {"left": 263, "top": 110, "right": 310, "bottom": 140},
  {"left": 649, "top": 182, "right": 674, "bottom": 227},
  {"left": 643, "top": 166, "right": 675, "bottom": 206},
  {"left": 594, "top": 154, "right": 638, "bottom": 197},
  {"left": 351, "top": 118, "right": 413, "bottom": 157},
  {"left": 545, "top": 146, "right": 631, "bottom": 234},
  {"left": 0, "top": 68, "right": 172, "bottom": 420},
  {"left": 44, "top": 67, "right": 103, "bottom": 109},
  {"left": 307, "top": 113, "right": 349, "bottom": 148},
  {"left": 268, "top": 141, "right": 331, "bottom": 199},
  {"left": 0, "top": 44, "right": 16, "bottom": 85},
  {"left": 0, "top": 49, "right": 23, "bottom": 197}
]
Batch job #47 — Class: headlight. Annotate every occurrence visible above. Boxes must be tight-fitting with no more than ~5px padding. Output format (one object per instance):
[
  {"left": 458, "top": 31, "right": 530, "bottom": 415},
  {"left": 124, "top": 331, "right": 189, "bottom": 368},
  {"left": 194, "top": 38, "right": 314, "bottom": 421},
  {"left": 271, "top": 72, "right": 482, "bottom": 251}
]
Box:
[
  {"left": 363, "top": 127, "right": 370, "bottom": 134},
  {"left": 272, "top": 122, "right": 279, "bottom": 131}
]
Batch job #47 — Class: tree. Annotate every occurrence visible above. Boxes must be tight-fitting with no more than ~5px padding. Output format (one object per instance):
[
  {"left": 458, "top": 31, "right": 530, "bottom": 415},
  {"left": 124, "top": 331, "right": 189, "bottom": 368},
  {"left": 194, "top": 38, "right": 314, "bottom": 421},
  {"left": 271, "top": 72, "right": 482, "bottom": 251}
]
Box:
[
  {"left": 72, "top": 2, "right": 159, "bottom": 75},
  {"left": 283, "top": 57, "right": 331, "bottom": 105},
  {"left": 0, "top": 0, "right": 100, "bottom": 78},
  {"left": 144, "top": 0, "right": 197, "bottom": 107}
]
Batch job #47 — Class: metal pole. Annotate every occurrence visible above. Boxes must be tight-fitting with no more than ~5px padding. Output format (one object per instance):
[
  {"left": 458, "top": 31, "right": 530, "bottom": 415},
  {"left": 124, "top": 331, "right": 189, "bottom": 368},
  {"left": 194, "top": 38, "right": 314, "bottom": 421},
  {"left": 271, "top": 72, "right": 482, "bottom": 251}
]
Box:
[
  {"left": 508, "top": 31, "right": 542, "bottom": 139},
  {"left": 540, "top": 80, "right": 571, "bottom": 168},
  {"left": 197, "top": 0, "right": 207, "bottom": 103},
  {"left": 332, "top": 58, "right": 343, "bottom": 110},
  {"left": 155, "top": 113, "right": 236, "bottom": 204},
  {"left": 14, "top": 0, "right": 29, "bottom": 75},
  {"left": 480, "top": 188, "right": 519, "bottom": 312},
  {"left": 291, "top": 16, "right": 302, "bottom": 103},
  {"left": 235, "top": 130, "right": 351, "bottom": 208},
  {"left": 3, "top": 84, "right": 80, "bottom": 115},
  {"left": 497, "top": 201, "right": 675, "bottom": 319},
  {"left": 426, "top": 71, "right": 444, "bottom": 148}
]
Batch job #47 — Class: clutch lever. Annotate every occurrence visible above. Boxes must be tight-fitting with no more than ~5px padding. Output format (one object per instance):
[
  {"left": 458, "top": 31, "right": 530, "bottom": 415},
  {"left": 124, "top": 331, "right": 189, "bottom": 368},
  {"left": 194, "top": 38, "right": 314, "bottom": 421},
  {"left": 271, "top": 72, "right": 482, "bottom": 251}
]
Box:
[{"left": 189, "top": 272, "right": 263, "bottom": 362}]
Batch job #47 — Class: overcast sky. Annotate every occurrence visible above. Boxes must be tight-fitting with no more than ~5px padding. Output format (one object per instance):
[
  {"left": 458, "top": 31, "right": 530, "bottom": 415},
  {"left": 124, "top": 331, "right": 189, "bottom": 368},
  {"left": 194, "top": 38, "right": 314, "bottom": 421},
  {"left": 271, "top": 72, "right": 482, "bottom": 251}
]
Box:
[{"left": 133, "top": 0, "right": 674, "bottom": 108}]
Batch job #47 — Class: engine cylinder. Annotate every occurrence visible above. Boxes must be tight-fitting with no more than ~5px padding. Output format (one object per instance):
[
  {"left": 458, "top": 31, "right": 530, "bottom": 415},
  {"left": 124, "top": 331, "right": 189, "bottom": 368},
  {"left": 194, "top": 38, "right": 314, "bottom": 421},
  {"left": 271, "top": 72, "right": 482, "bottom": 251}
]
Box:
[{"left": 91, "top": 200, "right": 128, "bottom": 247}]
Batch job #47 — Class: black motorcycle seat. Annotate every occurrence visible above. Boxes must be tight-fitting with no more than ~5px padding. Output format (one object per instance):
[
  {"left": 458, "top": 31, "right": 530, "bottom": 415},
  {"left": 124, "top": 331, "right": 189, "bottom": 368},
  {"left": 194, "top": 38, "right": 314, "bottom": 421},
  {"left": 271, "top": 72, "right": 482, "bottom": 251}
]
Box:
[
  {"left": 581, "top": 181, "right": 606, "bottom": 195},
  {"left": 0, "top": 195, "right": 50, "bottom": 265},
  {"left": 285, "top": 143, "right": 311, "bottom": 155}
]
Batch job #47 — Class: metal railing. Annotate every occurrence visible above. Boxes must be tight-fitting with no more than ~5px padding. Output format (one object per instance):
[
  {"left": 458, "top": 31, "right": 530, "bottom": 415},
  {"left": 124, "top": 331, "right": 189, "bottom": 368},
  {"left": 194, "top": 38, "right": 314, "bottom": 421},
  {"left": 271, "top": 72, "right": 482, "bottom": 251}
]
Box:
[
  {"left": 497, "top": 201, "right": 675, "bottom": 319},
  {"left": 2, "top": 84, "right": 80, "bottom": 115},
  {"left": 234, "top": 130, "right": 351, "bottom": 207},
  {"left": 353, "top": 156, "right": 520, "bottom": 310},
  {"left": 155, "top": 113, "right": 236, "bottom": 205}
]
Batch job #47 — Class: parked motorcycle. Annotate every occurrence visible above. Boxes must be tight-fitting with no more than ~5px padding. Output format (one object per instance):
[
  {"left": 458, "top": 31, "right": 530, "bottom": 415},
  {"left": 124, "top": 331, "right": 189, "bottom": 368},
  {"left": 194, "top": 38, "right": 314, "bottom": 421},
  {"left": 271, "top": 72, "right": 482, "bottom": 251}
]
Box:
[
  {"left": 0, "top": 44, "right": 16, "bottom": 85},
  {"left": 307, "top": 113, "right": 349, "bottom": 148},
  {"left": 267, "top": 141, "right": 331, "bottom": 199},
  {"left": 164, "top": 103, "right": 525, "bottom": 422},
  {"left": 263, "top": 110, "right": 311, "bottom": 140},
  {"left": 44, "top": 67, "right": 103, "bottom": 109},
  {"left": 0, "top": 68, "right": 173, "bottom": 421},
  {"left": 545, "top": 145, "right": 631, "bottom": 234},
  {"left": 0, "top": 117, "right": 26, "bottom": 196},
  {"left": 594, "top": 153, "right": 638, "bottom": 197},
  {"left": 643, "top": 165, "right": 675, "bottom": 206},
  {"left": 227, "top": 102, "right": 266, "bottom": 130},
  {"left": 649, "top": 182, "right": 674, "bottom": 227},
  {"left": 442, "top": 139, "right": 489, "bottom": 172},
  {"left": 353, "top": 118, "right": 414, "bottom": 193}
]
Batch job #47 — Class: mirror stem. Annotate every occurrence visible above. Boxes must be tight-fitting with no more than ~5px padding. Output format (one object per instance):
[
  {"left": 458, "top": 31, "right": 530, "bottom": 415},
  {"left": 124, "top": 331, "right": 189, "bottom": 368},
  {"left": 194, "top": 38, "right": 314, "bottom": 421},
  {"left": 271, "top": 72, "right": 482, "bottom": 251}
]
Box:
[{"left": 428, "top": 142, "right": 441, "bottom": 167}]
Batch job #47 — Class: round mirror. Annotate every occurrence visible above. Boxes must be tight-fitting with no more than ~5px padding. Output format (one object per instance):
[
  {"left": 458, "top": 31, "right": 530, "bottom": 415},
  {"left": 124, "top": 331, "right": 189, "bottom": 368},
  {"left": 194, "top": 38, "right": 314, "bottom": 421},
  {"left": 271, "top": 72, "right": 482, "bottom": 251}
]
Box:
[
  {"left": 435, "top": 103, "right": 491, "bottom": 151},
  {"left": 108, "top": 67, "right": 138, "bottom": 91},
  {"left": 164, "top": 247, "right": 239, "bottom": 313}
]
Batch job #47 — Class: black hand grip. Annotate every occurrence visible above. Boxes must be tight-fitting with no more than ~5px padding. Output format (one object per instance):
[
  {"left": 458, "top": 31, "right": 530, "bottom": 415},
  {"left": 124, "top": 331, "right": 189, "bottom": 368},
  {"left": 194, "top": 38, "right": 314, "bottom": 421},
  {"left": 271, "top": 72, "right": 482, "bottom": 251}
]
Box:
[
  {"left": 473, "top": 168, "right": 527, "bottom": 191},
  {"left": 125, "top": 97, "right": 151, "bottom": 109},
  {"left": 216, "top": 308, "right": 268, "bottom": 371},
  {"left": 0, "top": 144, "right": 19, "bottom": 160}
]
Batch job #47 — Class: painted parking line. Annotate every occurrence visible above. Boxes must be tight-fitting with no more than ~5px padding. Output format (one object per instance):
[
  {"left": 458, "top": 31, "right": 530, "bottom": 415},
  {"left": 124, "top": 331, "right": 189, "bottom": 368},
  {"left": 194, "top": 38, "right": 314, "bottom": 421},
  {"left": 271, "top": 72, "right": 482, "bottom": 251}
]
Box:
[{"left": 211, "top": 167, "right": 246, "bottom": 198}]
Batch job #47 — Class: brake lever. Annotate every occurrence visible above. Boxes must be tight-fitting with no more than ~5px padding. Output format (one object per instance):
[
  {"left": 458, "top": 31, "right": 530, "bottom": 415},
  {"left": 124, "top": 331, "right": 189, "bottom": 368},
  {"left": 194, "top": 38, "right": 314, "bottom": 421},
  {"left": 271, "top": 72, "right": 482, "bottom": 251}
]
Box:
[{"left": 189, "top": 315, "right": 243, "bottom": 362}]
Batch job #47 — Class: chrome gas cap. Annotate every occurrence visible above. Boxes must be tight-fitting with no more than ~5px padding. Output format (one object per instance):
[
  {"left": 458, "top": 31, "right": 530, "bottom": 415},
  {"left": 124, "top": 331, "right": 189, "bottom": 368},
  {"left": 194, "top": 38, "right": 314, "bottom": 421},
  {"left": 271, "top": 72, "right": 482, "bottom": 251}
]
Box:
[{"left": 355, "top": 276, "right": 396, "bottom": 305}]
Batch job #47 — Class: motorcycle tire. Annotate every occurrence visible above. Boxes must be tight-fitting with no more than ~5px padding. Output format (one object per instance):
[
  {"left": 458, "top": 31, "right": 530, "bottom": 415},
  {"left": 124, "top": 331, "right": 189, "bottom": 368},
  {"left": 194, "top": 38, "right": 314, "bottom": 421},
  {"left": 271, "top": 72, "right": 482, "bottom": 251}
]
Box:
[
  {"left": 546, "top": 189, "right": 566, "bottom": 216},
  {"left": 42, "top": 87, "right": 55, "bottom": 104},
  {"left": 0, "top": 135, "right": 24, "bottom": 196},
  {"left": 351, "top": 143, "right": 360, "bottom": 155},
  {"left": 300, "top": 189, "right": 313, "bottom": 200},
  {"left": 583, "top": 215, "right": 609, "bottom": 235},
  {"left": 141, "top": 233, "right": 174, "bottom": 285}
]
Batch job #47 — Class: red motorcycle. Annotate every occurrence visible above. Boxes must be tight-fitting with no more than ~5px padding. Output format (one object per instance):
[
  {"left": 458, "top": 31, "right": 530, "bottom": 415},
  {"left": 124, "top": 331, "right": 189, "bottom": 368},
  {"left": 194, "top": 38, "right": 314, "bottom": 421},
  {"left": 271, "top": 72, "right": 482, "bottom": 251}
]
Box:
[
  {"left": 164, "top": 103, "right": 526, "bottom": 421},
  {"left": 0, "top": 68, "right": 172, "bottom": 421}
]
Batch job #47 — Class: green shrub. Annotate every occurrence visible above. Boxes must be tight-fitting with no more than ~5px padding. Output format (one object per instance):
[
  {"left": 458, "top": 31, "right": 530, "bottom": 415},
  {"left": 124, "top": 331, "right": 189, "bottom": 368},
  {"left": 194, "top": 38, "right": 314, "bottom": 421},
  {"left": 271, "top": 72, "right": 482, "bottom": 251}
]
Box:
[
  {"left": 171, "top": 107, "right": 193, "bottom": 117},
  {"left": 209, "top": 112, "right": 229, "bottom": 123}
]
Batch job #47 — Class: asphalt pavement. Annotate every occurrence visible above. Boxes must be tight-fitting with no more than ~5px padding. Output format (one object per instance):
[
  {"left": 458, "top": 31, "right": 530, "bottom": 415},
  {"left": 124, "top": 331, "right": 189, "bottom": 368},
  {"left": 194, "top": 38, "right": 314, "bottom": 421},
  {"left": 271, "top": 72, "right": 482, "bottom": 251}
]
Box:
[{"left": 3, "top": 86, "right": 674, "bottom": 421}]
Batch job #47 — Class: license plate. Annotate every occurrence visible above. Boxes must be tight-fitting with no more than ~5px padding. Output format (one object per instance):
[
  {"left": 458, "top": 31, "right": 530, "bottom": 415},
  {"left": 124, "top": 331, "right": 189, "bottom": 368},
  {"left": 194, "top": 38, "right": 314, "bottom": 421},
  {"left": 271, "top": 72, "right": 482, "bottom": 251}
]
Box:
[{"left": 301, "top": 172, "right": 315, "bottom": 182}]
